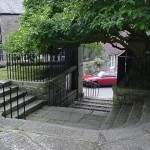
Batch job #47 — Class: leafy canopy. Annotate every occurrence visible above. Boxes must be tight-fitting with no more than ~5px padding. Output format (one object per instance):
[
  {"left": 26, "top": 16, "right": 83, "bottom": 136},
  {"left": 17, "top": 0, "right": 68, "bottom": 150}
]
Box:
[{"left": 3, "top": 0, "right": 150, "bottom": 53}]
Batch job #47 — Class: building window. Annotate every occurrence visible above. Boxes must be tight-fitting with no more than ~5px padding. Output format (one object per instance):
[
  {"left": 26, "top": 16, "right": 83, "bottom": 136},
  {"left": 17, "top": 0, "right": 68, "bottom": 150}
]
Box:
[{"left": 110, "top": 56, "right": 115, "bottom": 69}]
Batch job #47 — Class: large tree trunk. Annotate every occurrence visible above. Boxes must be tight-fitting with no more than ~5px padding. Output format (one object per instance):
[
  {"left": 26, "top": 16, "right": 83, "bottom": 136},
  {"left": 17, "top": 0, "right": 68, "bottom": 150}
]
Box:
[{"left": 119, "top": 38, "right": 150, "bottom": 90}]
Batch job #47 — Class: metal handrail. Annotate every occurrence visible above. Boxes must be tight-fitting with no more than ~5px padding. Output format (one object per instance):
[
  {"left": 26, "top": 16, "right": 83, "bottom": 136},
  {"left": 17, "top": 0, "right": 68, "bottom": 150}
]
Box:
[
  {"left": 0, "top": 83, "right": 26, "bottom": 119},
  {"left": 0, "top": 83, "right": 6, "bottom": 118}
]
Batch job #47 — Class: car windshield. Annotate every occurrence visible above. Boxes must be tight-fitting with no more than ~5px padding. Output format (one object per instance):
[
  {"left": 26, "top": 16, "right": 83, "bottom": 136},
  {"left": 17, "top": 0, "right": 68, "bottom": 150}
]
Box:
[
  {"left": 92, "top": 71, "right": 105, "bottom": 77},
  {"left": 92, "top": 71, "right": 117, "bottom": 77},
  {"left": 91, "top": 71, "right": 99, "bottom": 77}
]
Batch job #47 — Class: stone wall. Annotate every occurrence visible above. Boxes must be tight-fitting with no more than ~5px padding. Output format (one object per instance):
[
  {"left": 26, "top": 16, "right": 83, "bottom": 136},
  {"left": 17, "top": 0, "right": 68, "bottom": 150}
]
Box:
[
  {"left": 11, "top": 66, "right": 78, "bottom": 106},
  {"left": 11, "top": 80, "right": 49, "bottom": 101},
  {"left": 113, "top": 85, "right": 150, "bottom": 105},
  {"left": 12, "top": 80, "right": 78, "bottom": 106},
  {"left": 0, "top": 15, "right": 20, "bottom": 42}
]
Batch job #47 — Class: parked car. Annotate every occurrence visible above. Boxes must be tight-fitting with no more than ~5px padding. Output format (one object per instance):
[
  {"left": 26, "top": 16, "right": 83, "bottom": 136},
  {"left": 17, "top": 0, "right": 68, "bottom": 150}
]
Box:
[{"left": 82, "top": 71, "right": 117, "bottom": 87}]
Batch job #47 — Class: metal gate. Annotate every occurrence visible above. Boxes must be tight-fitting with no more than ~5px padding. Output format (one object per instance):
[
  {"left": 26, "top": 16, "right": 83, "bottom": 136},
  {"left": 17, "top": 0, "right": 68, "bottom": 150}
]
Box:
[{"left": 83, "top": 82, "right": 101, "bottom": 98}]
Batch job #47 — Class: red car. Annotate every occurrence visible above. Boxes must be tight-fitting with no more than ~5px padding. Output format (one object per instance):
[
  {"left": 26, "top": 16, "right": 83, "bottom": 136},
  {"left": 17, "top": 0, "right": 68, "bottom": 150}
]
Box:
[{"left": 82, "top": 71, "right": 117, "bottom": 87}]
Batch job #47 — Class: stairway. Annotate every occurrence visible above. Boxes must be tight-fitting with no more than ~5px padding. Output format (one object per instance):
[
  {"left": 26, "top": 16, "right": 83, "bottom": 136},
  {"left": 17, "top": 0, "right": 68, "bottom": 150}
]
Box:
[
  {"left": 100, "top": 99, "right": 150, "bottom": 130},
  {"left": 73, "top": 97, "right": 113, "bottom": 112},
  {"left": 0, "top": 80, "right": 47, "bottom": 119},
  {"left": 72, "top": 96, "right": 150, "bottom": 130}
]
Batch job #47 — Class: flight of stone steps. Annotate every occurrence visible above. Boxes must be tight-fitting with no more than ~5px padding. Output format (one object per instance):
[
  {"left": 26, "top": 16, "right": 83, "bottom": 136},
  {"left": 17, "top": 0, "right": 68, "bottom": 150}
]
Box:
[
  {"left": 72, "top": 97, "right": 113, "bottom": 112},
  {"left": 72, "top": 96, "right": 150, "bottom": 130},
  {"left": 100, "top": 99, "right": 150, "bottom": 130},
  {"left": 0, "top": 80, "right": 46, "bottom": 119}
]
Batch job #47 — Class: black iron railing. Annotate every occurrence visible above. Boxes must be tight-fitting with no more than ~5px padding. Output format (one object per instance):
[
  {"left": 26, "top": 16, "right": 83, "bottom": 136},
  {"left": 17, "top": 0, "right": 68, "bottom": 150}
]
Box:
[
  {"left": 6, "top": 49, "right": 74, "bottom": 82},
  {"left": 48, "top": 81, "right": 68, "bottom": 106},
  {"left": 48, "top": 67, "right": 75, "bottom": 106},
  {"left": 0, "top": 83, "right": 26, "bottom": 119},
  {"left": 0, "top": 83, "right": 6, "bottom": 118},
  {"left": 83, "top": 82, "right": 101, "bottom": 98}
]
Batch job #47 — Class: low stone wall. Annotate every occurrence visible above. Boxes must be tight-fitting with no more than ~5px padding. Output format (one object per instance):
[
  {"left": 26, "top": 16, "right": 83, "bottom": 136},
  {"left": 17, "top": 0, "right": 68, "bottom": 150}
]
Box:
[
  {"left": 11, "top": 66, "right": 78, "bottom": 106},
  {"left": 12, "top": 80, "right": 78, "bottom": 106},
  {"left": 113, "top": 85, "right": 150, "bottom": 105},
  {"left": 11, "top": 80, "right": 49, "bottom": 101}
]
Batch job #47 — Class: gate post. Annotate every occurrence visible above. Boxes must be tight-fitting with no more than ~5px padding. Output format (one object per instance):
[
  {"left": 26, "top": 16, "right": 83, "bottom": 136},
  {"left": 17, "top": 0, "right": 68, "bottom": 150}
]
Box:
[{"left": 72, "top": 46, "right": 83, "bottom": 100}]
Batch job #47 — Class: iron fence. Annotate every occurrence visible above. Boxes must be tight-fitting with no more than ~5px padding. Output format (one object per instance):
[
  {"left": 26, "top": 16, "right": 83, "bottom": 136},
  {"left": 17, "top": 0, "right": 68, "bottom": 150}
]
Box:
[{"left": 5, "top": 49, "right": 74, "bottom": 82}]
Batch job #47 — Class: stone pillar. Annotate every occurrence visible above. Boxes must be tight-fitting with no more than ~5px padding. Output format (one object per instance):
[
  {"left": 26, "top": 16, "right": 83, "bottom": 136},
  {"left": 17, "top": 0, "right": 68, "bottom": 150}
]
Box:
[{"left": 72, "top": 46, "right": 83, "bottom": 100}]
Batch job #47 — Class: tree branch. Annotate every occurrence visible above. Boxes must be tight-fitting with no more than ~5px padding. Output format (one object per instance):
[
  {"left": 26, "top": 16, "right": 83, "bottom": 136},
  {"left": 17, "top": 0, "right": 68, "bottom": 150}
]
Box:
[{"left": 111, "top": 43, "right": 125, "bottom": 50}]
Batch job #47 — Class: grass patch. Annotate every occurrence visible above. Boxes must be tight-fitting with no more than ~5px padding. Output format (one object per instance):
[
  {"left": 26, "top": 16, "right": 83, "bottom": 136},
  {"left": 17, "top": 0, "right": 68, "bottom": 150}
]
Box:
[{"left": 0, "top": 67, "right": 8, "bottom": 80}]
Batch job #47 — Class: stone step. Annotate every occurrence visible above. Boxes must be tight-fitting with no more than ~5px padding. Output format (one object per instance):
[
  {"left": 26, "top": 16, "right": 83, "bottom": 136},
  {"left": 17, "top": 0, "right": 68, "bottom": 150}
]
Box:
[
  {"left": 0, "top": 91, "right": 26, "bottom": 106},
  {"left": 100, "top": 105, "right": 121, "bottom": 130},
  {"left": 122, "top": 101, "right": 143, "bottom": 128},
  {"left": 135, "top": 99, "right": 150, "bottom": 126},
  {"left": 84, "top": 97, "right": 112, "bottom": 101},
  {"left": 81, "top": 99, "right": 113, "bottom": 105},
  {"left": 136, "top": 106, "right": 150, "bottom": 126},
  {"left": 0, "top": 85, "right": 18, "bottom": 97},
  {"left": 74, "top": 105, "right": 111, "bottom": 112},
  {"left": 0, "top": 80, "right": 11, "bottom": 87},
  {"left": 75, "top": 101, "right": 113, "bottom": 109},
  {"left": 112, "top": 104, "right": 132, "bottom": 128},
  {"left": 0, "top": 80, "right": 47, "bottom": 119},
  {"left": 7, "top": 100, "right": 46, "bottom": 119},
  {"left": 1, "top": 95, "right": 36, "bottom": 117}
]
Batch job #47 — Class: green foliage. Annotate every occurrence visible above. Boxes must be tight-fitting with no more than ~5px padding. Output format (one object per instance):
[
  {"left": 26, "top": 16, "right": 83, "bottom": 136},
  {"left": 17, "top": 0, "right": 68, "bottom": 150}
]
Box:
[
  {"left": 3, "top": 0, "right": 150, "bottom": 54},
  {"left": 82, "top": 42, "right": 109, "bottom": 62},
  {"left": 83, "top": 42, "right": 102, "bottom": 52},
  {"left": 94, "top": 57, "right": 105, "bottom": 66}
]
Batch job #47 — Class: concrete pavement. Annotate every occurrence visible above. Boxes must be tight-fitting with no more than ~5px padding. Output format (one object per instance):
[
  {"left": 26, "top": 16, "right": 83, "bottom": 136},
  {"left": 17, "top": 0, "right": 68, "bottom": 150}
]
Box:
[
  {"left": 26, "top": 106, "right": 109, "bottom": 130},
  {"left": 0, "top": 117, "right": 150, "bottom": 149}
]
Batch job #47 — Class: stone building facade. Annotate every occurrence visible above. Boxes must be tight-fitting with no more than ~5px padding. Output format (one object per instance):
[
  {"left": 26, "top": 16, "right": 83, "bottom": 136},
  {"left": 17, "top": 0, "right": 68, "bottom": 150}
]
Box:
[{"left": 0, "top": 0, "right": 24, "bottom": 44}]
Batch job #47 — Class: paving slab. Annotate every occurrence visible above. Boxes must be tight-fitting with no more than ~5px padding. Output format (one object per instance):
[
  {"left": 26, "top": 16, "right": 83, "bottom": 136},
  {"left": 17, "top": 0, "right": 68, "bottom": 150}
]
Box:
[
  {"left": 43, "top": 111, "right": 72, "bottom": 121},
  {"left": 68, "top": 112, "right": 85, "bottom": 123},
  {"left": 73, "top": 108, "right": 92, "bottom": 114},
  {"left": 47, "top": 119, "right": 66, "bottom": 125},
  {"left": 65, "top": 122, "right": 100, "bottom": 130},
  {"left": 79, "top": 119, "right": 101, "bottom": 129},
  {"left": 26, "top": 106, "right": 108, "bottom": 130},
  {"left": 29, "top": 109, "right": 50, "bottom": 117},
  {"left": 82, "top": 114, "right": 104, "bottom": 121},
  {"left": 41, "top": 106, "right": 75, "bottom": 112}
]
